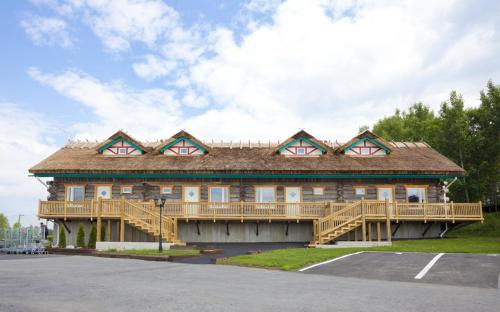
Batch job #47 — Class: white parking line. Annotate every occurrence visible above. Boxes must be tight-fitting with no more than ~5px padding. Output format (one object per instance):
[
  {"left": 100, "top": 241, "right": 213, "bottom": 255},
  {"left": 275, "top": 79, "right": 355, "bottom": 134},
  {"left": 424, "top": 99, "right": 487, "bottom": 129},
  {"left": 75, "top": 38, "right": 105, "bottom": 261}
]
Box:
[
  {"left": 414, "top": 253, "right": 444, "bottom": 280},
  {"left": 298, "top": 251, "right": 364, "bottom": 272}
]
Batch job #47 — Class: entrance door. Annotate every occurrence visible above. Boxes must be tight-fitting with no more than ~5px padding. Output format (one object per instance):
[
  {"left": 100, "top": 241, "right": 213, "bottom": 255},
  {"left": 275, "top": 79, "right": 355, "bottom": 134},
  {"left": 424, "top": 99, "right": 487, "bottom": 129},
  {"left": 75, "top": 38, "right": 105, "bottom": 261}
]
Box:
[
  {"left": 377, "top": 187, "right": 394, "bottom": 216},
  {"left": 184, "top": 186, "right": 200, "bottom": 216},
  {"left": 95, "top": 185, "right": 112, "bottom": 199},
  {"left": 285, "top": 187, "right": 301, "bottom": 217}
]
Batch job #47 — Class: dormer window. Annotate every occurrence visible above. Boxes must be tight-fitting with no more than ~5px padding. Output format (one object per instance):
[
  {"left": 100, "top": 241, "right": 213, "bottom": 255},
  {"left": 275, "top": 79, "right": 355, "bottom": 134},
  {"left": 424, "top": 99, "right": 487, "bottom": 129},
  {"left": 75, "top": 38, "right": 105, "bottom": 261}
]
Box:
[
  {"left": 97, "top": 131, "right": 146, "bottom": 157},
  {"left": 297, "top": 147, "right": 306, "bottom": 155},
  {"left": 275, "top": 130, "right": 327, "bottom": 157},
  {"left": 158, "top": 131, "right": 209, "bottom": 157},
  {"left": 179, "top": 147, "right": 189, "bottom": 155},
  {"left": 339, "top": 130, "right": 391, "bottom": 157},
  {"left": 118, "top": 148, "right": 127, "bottom": 155}
]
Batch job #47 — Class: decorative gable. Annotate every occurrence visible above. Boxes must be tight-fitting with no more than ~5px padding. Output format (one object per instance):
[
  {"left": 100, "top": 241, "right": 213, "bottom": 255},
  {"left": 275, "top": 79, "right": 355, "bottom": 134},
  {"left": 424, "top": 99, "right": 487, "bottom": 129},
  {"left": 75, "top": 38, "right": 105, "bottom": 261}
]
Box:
[
  {"left": 338, "top": 130, "right": 391, "bottom": 156},
  {"left": 97, "top": 131, "right": 146, "bottom": 156},
  {"left": 276, "top": 130, "right": 327, "bottom": 157},
  {"left": 159, "top": 130, "right": 209, "bottom": 156}
]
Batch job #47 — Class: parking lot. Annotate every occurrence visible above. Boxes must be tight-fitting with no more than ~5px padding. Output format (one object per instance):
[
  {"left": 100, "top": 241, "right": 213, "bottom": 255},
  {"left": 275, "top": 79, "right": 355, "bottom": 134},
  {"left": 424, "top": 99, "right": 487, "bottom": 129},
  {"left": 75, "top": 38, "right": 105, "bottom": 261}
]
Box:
[{"left": 301, "top": 251, "right": 500, "bottom": 289}]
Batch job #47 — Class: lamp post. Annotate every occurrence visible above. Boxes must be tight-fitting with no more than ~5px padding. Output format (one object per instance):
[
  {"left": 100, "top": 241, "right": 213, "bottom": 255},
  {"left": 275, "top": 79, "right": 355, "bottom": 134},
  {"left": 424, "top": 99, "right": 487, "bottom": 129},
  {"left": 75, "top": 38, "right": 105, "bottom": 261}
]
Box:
[{"left": 156, "top": 198, "right": 166, "bottom": 252}]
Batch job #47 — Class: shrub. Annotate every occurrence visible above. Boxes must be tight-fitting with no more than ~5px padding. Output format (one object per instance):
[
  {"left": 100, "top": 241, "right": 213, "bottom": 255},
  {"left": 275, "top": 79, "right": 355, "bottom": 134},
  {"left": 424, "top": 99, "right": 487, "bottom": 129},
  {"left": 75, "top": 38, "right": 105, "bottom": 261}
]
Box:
[
  {"left": 87, "top": 224, "right": 97, "bottom": 249},
  {"left": 58, "top": 226, "right": 66, "bottom": 248},
  {"left": 76, "top": 224, "right": 85, "bottom": 248}
]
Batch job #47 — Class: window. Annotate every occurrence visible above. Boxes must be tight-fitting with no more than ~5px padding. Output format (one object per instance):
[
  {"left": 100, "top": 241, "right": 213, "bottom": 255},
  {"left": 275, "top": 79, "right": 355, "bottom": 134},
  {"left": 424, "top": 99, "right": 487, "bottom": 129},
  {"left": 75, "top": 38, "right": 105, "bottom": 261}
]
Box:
[
  {"left": 360, "top": 148, "right": 370, "bottom": 155},
  {"left": 179, "top": 147, "right": 189, "bottom": 155},
  {"left": 406, "top": 187, "right": 426, "bottom": 203},
  {"left": 118, "top": 148, "right": 127, "bottom": 155},
  {"left": 209, "top": 187, "right": 229, "bottom": 203},
  {"left": 255, "top": 187, "right": 275, "bottom": 203},
  {"left": 297, "top": 147, "right": 306, "bottom": 155},
  {"left": 161, "top": 186, "right": 173, "bottom": 194},
  {"left": 66, "top": 186, "right": 84, "bottom": 201},
  {"left": 313, "top": 187, "right": 324, "bottom": 195},
  {"left": 120, "top": 186, "right": 132, "bottom": 194},
  {"left": 354, "top": 187, "right": 366, "bottom": 196}
]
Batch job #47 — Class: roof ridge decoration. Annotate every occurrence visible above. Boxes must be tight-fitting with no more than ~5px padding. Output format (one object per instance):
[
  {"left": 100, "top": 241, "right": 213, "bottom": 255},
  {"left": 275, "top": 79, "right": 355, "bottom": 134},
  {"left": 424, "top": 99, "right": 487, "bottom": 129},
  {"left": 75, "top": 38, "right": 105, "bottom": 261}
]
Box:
[
  {"left": 337, "top": 130, "right": 392, "bottom": 156},
  {"left": 158, "top": 130, "right": 210, "bottom": 155},
  {"left": 96, "top": 130, "right": 146, "bottom": 155},
  {"left": 275, "top": 130, "right": 328, "bottom": 156}
]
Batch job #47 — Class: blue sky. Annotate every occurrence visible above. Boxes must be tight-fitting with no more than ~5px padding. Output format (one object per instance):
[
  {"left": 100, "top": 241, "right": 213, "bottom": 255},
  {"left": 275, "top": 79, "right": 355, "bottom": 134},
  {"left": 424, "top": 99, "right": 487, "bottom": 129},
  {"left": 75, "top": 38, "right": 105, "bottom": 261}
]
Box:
[{"left": 0, "top": 0, "right": 499, "bottom": 226}]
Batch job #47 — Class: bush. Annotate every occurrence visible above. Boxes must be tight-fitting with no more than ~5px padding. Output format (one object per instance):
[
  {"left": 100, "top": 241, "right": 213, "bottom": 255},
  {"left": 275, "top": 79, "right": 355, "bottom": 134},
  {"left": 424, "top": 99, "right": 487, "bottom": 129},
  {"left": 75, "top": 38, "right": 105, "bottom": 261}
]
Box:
[
  {"left": 87, "top": 224, "right": 97, "bottom": 249},
  {"left": 76, "top": 224, "right": 85, "bottom": 248},
  {"left": 58, "top": 226, "right": 66, "bottom": 248}
]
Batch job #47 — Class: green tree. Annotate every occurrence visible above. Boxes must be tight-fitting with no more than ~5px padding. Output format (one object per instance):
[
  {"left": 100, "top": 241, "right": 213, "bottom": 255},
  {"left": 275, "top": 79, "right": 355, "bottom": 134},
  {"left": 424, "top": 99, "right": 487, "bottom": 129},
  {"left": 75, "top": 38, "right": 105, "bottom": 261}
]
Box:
[
  {"left": 76, "top": 224, "right": 85, "bottom": 248},
  {"left": 373, "top": 109, "right": 406, "bottom": 140},
  {"left": 87, "top": 224, "right": 97, "bottom": 249},
  {"left": 58, "top": 226, "right": 66, "bottom": 248},
  {"left": 0, "top": 213, "right": 9, "bottom": 240},
  {"left": 13, "top": 221, "right": 21, "bottom": 230}
]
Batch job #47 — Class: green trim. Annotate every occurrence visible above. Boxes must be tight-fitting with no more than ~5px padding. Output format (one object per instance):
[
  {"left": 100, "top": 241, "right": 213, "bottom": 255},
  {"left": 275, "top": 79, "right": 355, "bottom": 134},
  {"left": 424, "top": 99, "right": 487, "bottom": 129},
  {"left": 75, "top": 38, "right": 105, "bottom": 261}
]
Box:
[
  {"left": 159, "top": 137, "right": 207, "bottom": 153},
  {"left": 97, "top": 137, "right": 144, "bottom": 154},
  {"left": 344, "top": 136, "right": 391, "bottom": 154},
  {"left": 32, "top": 172, "right": 459, "bottom": 179},
  {"left": 277, "top": 136, "right": 326, "bottom": 154}
]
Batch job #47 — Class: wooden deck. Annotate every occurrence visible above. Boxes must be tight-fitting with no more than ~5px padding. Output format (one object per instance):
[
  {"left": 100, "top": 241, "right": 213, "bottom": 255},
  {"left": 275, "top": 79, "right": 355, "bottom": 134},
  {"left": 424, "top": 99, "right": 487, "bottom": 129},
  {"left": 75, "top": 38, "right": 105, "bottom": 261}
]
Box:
[{"left": 38, "top": 199, "right": 483, "bottom": 244}]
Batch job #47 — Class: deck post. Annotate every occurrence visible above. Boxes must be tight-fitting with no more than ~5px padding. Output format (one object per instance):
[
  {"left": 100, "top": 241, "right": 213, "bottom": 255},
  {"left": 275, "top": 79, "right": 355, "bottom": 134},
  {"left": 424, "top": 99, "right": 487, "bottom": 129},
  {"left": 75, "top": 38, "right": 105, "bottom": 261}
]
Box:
[
  {"left": 107, "top": 219, "right": 111, "bottom": 241},
  {"left": 479, "top": 201, "right": 483, "bottom": 223},
  {"left": 385, "top": 199, "right": 391, "bottom": 242},
  {"left": 120, "top": 199, "right": 125, "bottom": 242},
  {"left": 96, "top": 198, "right": 102, "bottom": 242},
  {"left": 354, "top": 228, "right": 358, "bottom": 241},
  {"left": 367, "top": 222, "right": 372, "bottom": 241},
  {"left": 63, "top": 200, "right": 67, "bottom": 221},
  {"left": 377, "top": 222, "right": 381, "bottom": 242},
  {"left": 330, "top": 201, "right": 333, "bottom": 216},
  {"left": 423, "top": 200, "right": 427, "bottom": 223},
  {"left": 451, "top": 201, "right": 455, "bottom": 223}
]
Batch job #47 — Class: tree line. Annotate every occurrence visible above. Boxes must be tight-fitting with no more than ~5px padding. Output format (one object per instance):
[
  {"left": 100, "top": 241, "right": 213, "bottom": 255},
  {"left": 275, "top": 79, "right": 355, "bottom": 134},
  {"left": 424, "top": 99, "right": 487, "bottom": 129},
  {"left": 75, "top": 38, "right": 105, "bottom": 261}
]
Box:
[{"left": 369, "top": 80, "right": 499, "bottom": 210}]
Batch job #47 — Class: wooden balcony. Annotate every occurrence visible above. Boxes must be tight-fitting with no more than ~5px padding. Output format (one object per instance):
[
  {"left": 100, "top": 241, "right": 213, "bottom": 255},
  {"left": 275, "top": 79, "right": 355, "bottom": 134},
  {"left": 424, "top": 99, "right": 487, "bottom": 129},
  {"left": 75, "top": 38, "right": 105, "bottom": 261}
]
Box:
[{"left": 38, "top": 199, "right": 483, "bottom": 223}]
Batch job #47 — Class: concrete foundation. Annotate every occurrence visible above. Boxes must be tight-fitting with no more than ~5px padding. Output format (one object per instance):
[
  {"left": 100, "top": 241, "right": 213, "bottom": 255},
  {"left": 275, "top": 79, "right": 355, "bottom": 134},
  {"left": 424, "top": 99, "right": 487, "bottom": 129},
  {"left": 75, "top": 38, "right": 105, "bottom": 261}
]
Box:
[{"left": 178, "top": 221, "right": 313, "bottom": 243}]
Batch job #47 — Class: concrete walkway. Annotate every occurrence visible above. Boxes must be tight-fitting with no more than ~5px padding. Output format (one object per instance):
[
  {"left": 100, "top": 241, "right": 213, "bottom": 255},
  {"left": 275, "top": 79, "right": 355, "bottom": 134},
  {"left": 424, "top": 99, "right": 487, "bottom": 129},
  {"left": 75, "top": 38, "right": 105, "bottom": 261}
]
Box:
[{"left": 0, "top": 256, "right": 498, "bottom": 312}]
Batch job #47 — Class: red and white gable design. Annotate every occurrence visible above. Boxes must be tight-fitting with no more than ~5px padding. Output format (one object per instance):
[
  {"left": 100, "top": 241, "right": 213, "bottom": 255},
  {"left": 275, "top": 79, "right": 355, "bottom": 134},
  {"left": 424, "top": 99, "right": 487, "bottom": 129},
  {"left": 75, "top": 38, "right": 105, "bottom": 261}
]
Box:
[
  {"left": 163, "top": 139, "right": 204, "bottom": 156},
  {"left": 102, "top": 140, "right": 142, "bottom": 156},
  {"left": 345, "top": 140, "right": 387, "bottom": 156},
  {"left": 280, "top": 139, "right": 323, "bottom": 157}
]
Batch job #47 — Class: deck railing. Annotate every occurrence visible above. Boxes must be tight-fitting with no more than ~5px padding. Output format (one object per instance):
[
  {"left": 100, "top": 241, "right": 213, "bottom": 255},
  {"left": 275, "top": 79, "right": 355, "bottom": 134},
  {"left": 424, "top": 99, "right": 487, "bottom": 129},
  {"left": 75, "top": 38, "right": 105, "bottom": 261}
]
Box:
[{"left": 38, "top": 199, "right": 483, "bottom": 222}]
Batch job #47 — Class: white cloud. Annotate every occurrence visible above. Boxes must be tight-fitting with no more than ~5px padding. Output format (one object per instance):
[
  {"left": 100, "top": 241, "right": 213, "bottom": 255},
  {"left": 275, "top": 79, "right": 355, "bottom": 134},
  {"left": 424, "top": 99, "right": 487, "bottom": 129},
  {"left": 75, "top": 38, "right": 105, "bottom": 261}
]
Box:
[
  {"left": 0, "top": 103, "right": 58, "bottom": 226},
  {"left": 28, "top": 67, "right": 182, "bottom": 140},
  {"left": 133, "top": 54, "right": 177, "bottom": 80},
  {"left": 20, "top": 15, "right": 72, "bottom": 47}
]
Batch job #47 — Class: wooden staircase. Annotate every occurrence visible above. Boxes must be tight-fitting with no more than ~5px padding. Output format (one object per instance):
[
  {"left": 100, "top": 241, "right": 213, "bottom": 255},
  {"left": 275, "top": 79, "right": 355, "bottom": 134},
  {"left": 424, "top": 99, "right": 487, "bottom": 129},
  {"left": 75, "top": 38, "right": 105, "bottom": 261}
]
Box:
[
  {"left": 122, "top": 200, "right": 180, "bottom": 243},
  {"left": 311, "top": 201, "right": 364, "bottom": 245}
]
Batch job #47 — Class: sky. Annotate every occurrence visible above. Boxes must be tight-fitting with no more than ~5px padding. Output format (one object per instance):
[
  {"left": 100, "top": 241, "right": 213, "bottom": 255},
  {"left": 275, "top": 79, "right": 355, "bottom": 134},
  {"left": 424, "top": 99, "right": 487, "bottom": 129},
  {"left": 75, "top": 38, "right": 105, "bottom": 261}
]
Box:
[{"left": 0, "top": 0, "right": 499, "bottom": 226}]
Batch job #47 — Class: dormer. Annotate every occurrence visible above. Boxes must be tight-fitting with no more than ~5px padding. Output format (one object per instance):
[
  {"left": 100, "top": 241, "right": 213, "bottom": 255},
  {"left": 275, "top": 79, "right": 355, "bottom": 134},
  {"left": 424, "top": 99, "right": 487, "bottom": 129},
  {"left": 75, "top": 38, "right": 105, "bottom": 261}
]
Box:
[
  {"left": 158, "top": 130, "right": 209, "bottom": 156},
  {"left": 97, "top": 131, "right": 146, "bottom": 156},
  {"left": 275, "top": 130, "right": 327, "bottom": 157},
  {"left": 338, "top": 130, "right": 391, "bottom": 156}
]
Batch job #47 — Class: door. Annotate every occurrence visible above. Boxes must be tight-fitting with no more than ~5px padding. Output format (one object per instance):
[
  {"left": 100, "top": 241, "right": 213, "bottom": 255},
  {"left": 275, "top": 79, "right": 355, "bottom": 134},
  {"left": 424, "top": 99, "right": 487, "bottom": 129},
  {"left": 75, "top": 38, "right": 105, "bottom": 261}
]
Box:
[
  {"left": 377, "top": 187, "right": 394, "bottom": 216},
  {"left": 96, "top": 185, "right": 112, "bottom": 199},
  {"left": 184, "top": 186, "right": 200, "bottom": 216},
  {"left": 285, "top": 187, "right": 301, "bottom": 217}
]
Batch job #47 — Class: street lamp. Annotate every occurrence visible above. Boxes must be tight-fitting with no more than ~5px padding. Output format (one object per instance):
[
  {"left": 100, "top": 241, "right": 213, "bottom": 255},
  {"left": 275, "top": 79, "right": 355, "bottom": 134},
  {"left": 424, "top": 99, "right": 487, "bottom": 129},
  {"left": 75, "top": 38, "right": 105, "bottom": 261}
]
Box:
[{"left": 156, "top": 197, "right": 166, "bottom": 252}]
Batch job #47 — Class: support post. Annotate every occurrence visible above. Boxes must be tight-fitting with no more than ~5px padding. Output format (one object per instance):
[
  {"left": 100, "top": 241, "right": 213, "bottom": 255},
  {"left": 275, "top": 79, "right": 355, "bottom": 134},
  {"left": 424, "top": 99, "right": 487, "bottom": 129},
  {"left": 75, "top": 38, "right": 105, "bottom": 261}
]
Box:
[
  {"left": 64, "top": 200, "right": 67, "bottom": 221},
  {"left": 479, "top": 201, "right": 483, "bottom": 223},
  {"left": 367, "top": 222, "right": 372, "bottom": 241},
  {"left": 451, "top": 201, "right": 455, "bottom": 223},
  {"left": 385, "top": 199, "right": 391, "bottom": 242},
  {"left": 377, "top": 222, "right": 381, "bottom": 242},
  {"left": 107, "top": 219, "right": 111, "bottom": 241},
  {"left": 423, "top": 200, "right": 427, "bottom": 223},
  {"left": 361, "top": 218, "right": 366, "bottom": 242},
  {"left": 96, "top": 198, "right": 102, "bottom": 242},
  {"left": 354, "top": 228, "right": 358, "bottom": 241},
  {"left": 120, "top": 200, "right": 125, "bottom": 242}
]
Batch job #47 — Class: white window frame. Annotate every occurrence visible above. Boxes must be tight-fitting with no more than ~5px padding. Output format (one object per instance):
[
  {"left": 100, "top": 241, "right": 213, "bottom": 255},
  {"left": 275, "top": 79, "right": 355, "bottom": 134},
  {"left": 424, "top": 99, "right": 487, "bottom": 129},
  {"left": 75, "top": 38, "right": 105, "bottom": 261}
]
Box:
[
  {"left": 120, "top": 186, "right": 132, "bottom": 194},
  {"left": 313, "top": 187, "right": 324, "bottom": 195},
  {"left": 118, "top": 147, "right": 127, "bottom": 155},
  {"left": 179, "top": 147, "right": 189, "bottom": 155},
  {"left": 161, "top": 186, "right": 173, "bottom": 194},
  {"left": 406, "top": 187, "right": 427, "bottom": 203},
  {"left": 66, "top": 185, "right": 85, "bottom": 201},
  {"left": 255, "top": 187, "right": 275, "bottom": 203},
  {"left": 354, "top": 187, "right": 367, "bottom": 196},
  {"left": 296, "top": 147, "right": 306, "bottom": 155},
  {"left": 209, "top": 186, "right": 229, "bottom": 204}
]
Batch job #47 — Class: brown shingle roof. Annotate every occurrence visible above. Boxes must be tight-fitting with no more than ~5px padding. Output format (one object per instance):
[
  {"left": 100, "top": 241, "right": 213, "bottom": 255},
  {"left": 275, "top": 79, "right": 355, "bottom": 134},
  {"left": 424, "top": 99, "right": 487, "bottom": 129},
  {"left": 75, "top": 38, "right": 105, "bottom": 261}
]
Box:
[{"left": 29, "top": 139, "right": 465, "bottom": 176}]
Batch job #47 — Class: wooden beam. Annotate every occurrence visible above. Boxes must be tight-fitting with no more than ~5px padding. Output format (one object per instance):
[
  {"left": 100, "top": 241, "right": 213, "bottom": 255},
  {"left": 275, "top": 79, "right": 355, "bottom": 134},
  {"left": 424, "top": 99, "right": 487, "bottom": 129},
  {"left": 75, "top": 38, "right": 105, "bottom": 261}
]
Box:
[
  {"left": 367, "top": 222, "right": 372, "bottom": 241},
  {"left": 96, "top": 198, "right": 102, "bottom": 242},
  {"left": 107, "top": 219, "right": 111, "bottom": 241},
  {"left": 120, "top": 199, "right": 125, "bottom": 242},
  {"left": 377, "top": 222, "right": 381, "bottom": 242},
  {"left": 385, "top": 199, "right": 392, "bottom": 242},
  {"left": 361, "top": 217, "right": 366, "bottom": 242}
]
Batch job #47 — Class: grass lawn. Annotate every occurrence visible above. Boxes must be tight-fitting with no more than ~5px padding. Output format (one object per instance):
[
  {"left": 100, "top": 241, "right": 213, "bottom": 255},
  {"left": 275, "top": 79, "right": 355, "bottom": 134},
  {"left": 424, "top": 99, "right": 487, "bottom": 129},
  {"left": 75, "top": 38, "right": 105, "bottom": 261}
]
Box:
[
  {"left": 105, "top": 248, "right": 200, "bottom": 257},
  {"left": 217, "top": 212, "right": 500, "bottom": 271}
]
